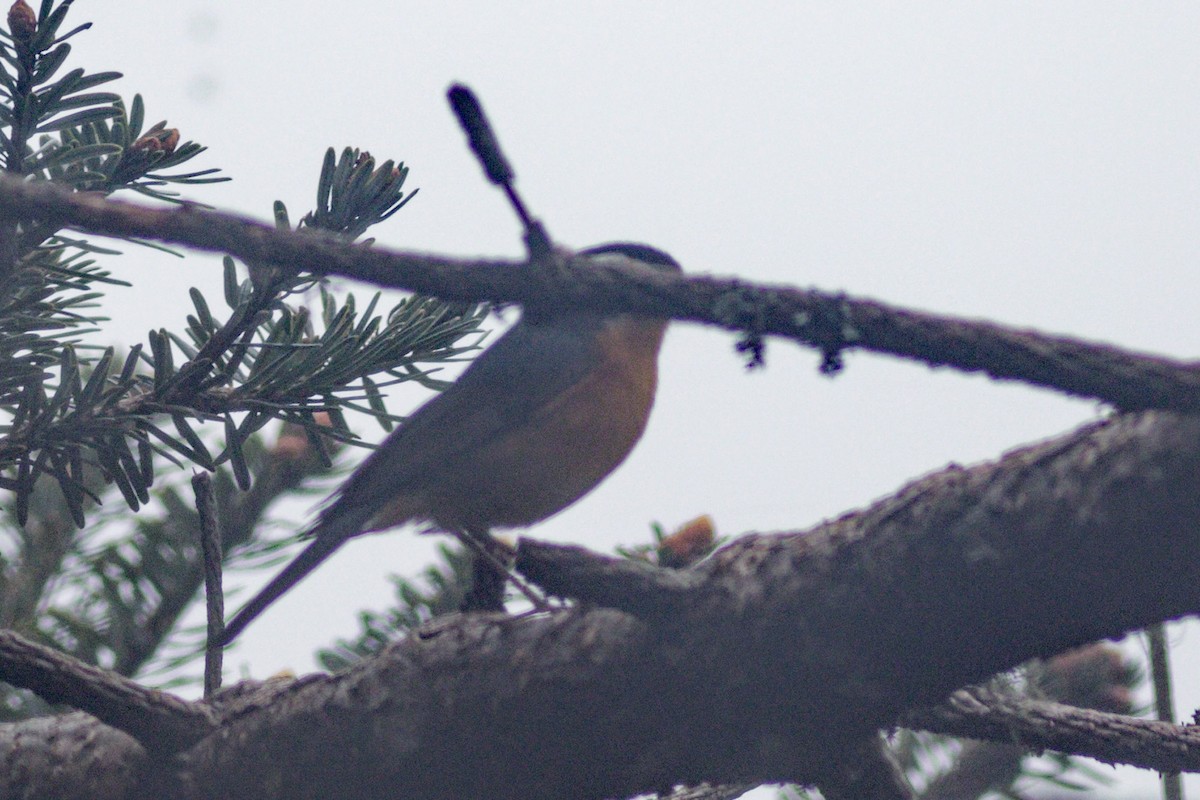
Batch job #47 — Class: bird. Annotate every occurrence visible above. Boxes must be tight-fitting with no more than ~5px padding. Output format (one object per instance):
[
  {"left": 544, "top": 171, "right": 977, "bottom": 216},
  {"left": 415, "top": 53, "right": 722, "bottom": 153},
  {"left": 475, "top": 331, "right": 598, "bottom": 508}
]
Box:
[{"left": 217, "top": 242, "right": 680, "bottom": 645}]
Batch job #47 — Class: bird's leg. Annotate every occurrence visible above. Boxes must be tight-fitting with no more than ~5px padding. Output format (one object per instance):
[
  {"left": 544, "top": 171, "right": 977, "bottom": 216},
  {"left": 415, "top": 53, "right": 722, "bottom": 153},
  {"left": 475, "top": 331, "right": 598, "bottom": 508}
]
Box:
[
  {"left": 458, "top": 530, "right": 507, "bottom": 613},
  {"left": 453, "top": 529, "right": 551, "bottom": 612}
]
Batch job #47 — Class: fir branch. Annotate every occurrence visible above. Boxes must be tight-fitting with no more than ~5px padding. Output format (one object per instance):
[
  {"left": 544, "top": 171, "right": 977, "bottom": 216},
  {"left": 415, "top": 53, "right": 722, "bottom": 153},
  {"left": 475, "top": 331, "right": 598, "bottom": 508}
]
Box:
[
  {"left": 29, "top": 423, "right": 336, "bottom": 682},
  {"left": 0, "top": 4, "right": 491, "bottom": 699},
  {"left": 0, "top": 1, "right": 232, "bottom": 529},
  {"left": 3, "top": 138, "right": 486, "bottom": 684}
]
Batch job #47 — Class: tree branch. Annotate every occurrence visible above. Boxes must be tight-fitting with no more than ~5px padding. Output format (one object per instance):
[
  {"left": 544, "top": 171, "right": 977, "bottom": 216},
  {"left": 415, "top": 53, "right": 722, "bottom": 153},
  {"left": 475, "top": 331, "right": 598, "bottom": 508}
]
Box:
[
  {"left": 908, "top": 642, "right": 1136, "bottom": 798},
  {"left": 3, "top": 411, "right": 1200, "bottom": 798},
  {"left": 0, "top": 175, "right": 1199, "bottom": 414},
  {"left": 0, "top": 711, "right": 147, "bottom": 800},
  {"left": 0, "top": 630, "right": 215, "bottom": 754},
  {"left": 907, "top": 686, "right": 1200, "bottom": 775}
]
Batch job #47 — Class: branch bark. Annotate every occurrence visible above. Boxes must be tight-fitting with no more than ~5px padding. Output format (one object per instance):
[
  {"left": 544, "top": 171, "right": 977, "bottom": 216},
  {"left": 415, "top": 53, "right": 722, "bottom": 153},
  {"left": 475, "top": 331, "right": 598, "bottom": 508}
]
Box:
[
  {"left": 0, "top": 630, "right": 216, "bottom": 754},
  {"left": 2, "top": 410, "right": 1200, "bottom": 799},
  {"left": 2, "top": 175, "right": 1200, "bottom": 414},
  {"left": 907, "top": 687, "right": 1200, "bottom": 775}
]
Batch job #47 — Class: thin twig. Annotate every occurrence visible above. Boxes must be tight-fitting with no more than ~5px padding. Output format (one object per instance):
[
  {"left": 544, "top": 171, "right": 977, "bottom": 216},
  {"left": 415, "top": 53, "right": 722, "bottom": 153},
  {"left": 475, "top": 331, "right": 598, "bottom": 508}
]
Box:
[
  {"left": 1148, "top": 624, "right": 1185, "bottom": 800},
  {"left": 108, "top": 424, "right": 340, "bottom": 677},
  {"left": 906, "top": 686, "right": 1200, "bottom": 775},
  {"left": 193, "top": 472, "right": 224, "bottom": 698}
]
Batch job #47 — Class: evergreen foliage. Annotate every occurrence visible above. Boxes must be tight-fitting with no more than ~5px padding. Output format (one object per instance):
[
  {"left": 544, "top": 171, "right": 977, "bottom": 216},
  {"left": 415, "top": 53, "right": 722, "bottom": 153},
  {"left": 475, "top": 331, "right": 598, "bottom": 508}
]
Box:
[{"left": 0, "top": 0, "right": 487, "bottom": 702}]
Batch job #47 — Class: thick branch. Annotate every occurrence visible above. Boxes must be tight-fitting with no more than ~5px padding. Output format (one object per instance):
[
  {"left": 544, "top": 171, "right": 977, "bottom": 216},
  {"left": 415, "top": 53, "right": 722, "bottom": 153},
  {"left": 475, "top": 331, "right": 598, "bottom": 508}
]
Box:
[
  {"left": 3, "top": 411, "right": 1199, "bottom": 799},
  {"left": 189, "top": 410, "right": 1200, "bottom": 799},
  {"left": 1, "top": 176, "right": 1200, "bottom": 413},
  {"left": 0, "top": 712, "right": 147, "bottom": 800}
]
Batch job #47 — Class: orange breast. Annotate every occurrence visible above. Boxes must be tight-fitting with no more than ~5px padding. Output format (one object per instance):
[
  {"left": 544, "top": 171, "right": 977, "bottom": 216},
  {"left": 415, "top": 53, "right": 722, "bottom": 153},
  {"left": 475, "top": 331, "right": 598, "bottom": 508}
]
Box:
[{"left": 417, "top": 315, "right": 668, "bottom": 532}]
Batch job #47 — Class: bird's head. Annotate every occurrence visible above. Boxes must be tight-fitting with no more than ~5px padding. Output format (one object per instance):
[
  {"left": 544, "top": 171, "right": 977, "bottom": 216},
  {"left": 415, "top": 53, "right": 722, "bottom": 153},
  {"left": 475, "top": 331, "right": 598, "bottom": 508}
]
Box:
[
  {"left": 565, "top": 242, "right": 680, "bottom": 355},
  {"left": 578, "top": 242, "right": 681, "bottom": 273}
]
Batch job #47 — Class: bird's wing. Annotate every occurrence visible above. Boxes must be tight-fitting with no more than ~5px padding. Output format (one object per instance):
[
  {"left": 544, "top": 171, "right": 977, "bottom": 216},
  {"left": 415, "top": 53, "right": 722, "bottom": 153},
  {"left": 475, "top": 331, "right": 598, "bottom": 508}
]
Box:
[
  {"left": 219, "top": 316, "right": 608, "bottom": 644},
  {"left": 317, "top": 314, "right": 606, "bottom": 524}
]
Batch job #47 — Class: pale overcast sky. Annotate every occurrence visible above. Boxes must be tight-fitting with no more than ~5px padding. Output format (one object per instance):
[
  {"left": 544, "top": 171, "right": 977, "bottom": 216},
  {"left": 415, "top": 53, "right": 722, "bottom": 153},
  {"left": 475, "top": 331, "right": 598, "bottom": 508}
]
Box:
[{"left": 64, "top": 4, "right": 1200, "bottom": 796}]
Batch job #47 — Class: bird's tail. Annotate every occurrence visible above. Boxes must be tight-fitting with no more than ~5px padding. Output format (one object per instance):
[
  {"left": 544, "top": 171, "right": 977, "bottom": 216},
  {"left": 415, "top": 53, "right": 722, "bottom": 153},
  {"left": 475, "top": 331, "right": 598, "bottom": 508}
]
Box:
[{"left": 216, "top": 532, "right": 345, "bottom": 647}]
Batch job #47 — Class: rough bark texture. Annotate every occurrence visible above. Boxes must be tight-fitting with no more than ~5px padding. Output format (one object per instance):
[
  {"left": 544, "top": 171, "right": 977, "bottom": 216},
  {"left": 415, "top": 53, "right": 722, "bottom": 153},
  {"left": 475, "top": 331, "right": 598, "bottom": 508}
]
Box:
[
  {"left": 0, "top": 712, "right": 146, "bottom": 800},
  {"left": 1, "top": 410, "right": 1200, "bottom": 799}
]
